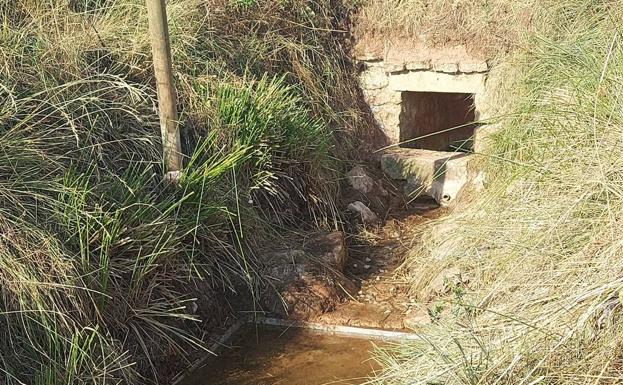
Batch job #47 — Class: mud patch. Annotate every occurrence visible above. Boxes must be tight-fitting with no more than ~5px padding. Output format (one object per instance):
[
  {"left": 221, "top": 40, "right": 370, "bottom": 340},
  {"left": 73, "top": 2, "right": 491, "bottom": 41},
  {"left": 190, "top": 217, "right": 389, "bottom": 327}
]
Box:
[{"left": 316, "top": 199, "right": 443, "bottom": 330}]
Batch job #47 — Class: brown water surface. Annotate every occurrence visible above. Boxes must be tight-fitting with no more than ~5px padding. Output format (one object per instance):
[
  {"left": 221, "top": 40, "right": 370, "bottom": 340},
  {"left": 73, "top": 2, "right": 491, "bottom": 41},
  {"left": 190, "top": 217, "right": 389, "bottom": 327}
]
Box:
[{"left": 182, "top": 325, "right": 384, "bottom": 385}]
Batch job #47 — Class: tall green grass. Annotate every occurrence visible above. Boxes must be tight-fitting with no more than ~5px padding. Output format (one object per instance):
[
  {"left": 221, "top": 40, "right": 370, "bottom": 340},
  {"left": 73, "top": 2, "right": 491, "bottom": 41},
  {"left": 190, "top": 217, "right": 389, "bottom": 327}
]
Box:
[
  {"left": 375, "top": 2, "right": 623, "bottom": 385},
  {"left": 0, "top": 0, "right": 364, "bottom": 383}
]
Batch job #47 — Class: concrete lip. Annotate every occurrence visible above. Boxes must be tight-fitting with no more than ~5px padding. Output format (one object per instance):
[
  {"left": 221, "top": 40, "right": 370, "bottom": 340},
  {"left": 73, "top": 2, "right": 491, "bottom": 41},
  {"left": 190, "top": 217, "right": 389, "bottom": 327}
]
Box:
[
  {"left": 173, "top": 316, "right": 421, "bottom": 385},
  {"left": 381, "top": 148, "right": 477, "bottom": 205}
]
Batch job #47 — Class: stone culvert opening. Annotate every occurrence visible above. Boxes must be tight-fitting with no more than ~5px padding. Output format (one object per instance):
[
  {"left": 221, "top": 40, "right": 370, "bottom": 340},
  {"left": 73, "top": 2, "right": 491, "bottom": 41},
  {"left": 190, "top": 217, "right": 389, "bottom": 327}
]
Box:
[{"left": 399, "top": 92, "right": 477, "bottom": 152}]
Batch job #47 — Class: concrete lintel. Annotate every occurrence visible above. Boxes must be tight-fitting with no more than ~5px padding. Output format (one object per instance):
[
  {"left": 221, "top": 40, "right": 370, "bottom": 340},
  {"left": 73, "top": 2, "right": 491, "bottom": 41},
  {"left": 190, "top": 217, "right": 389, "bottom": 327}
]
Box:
[{"left": 388, "top": 71, "right": 486, "bottom": 94}]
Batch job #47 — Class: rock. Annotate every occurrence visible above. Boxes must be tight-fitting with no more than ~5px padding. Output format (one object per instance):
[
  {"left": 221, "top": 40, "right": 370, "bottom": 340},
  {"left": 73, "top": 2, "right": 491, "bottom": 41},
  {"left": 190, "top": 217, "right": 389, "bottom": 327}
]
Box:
[
  {"left": 347, "top": 201, "right": 380, "bottom": 225},
  {"left": 346, "top": 166, "right": 376, "bottom": 194},
  {"left": 403, "top": 310, "right": 432, "bottom": 329},
  {"left": 271, "top": 271, "right": 357, "bottom": 320},
  {"left": 306, "top": 231, "right": 348, "bottom": 272},
  {"left": 364, "top": 264, "right": 371, "bottom": 270},
  {"left": 260, "top": 232, "right": 355, "bottom": 320},
  {"left": 346, "top": 165, "right": 389, "bottom": 197}
]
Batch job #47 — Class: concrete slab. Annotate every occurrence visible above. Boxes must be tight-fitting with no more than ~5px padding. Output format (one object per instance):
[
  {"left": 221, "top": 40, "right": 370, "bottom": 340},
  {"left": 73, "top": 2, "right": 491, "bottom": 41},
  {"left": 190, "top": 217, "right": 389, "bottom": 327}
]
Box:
[
  {"left": 388, "top": 71, "right": 486, "bottom": 94},
  {"left": 381, "top": 148, "right": 476, "bottom": 205}
]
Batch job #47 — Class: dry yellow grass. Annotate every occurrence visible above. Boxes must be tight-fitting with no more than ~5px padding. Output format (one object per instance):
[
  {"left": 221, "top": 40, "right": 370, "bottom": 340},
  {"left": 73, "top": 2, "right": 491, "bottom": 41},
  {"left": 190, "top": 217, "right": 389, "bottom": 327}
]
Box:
[
  {"left": 354, "top": 0, "right": 551, "bottom": 56},
  {"left": 374, "top": 2, "right": 623, "bottom": 384}
]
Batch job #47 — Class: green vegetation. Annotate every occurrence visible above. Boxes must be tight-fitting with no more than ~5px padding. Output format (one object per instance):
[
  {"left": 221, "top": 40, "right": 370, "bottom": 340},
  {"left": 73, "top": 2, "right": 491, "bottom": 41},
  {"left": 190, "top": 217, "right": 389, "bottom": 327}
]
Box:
[
  {"left": 370, "top": 1, "right": 623, "bottom": 384},
  {"left": 0, "top": 1, "right": 365, "bottom": 384}
]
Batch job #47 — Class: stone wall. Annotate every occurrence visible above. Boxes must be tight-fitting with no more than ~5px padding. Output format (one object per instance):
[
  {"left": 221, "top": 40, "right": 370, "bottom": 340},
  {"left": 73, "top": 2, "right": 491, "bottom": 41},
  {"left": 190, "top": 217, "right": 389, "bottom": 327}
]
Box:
[{"left": 356, "top": 43, "right": 491, "bottom": 146}]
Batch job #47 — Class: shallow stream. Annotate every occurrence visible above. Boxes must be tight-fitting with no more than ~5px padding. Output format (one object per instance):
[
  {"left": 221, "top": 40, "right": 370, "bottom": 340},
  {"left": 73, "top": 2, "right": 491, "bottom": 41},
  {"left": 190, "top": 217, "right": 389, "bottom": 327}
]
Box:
[{"left": 182, "top": 324, "right": 384, "bottom": 385}]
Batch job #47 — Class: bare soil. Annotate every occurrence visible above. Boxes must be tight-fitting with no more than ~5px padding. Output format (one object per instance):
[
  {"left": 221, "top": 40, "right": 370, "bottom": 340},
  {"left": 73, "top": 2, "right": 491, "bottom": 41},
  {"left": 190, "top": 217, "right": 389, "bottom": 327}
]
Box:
[{"left": 352, "top": 36, "right": 488, "bottom": 63}]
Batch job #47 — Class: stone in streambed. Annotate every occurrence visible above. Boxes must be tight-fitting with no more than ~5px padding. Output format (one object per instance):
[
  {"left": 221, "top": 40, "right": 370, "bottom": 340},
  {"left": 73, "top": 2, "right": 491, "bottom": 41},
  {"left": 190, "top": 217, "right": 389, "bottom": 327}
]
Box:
[
  {"left": 347, "top": 201, "right": 380, "bottom": 225},
  {"left": 260, "top": 231, "right": 356, "bottom": 320}
]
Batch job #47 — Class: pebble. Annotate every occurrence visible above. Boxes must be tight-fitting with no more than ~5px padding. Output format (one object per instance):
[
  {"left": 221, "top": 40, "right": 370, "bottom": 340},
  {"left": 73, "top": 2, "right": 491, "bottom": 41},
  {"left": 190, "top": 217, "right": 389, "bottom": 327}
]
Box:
[
  {"left": 364, "top": 264, "right": 371, "bottom": 270},
  {"left": 375, "top": 276, "right": 380, "bottom": 281},
  {"left": 384, "top": 309, "right": 391, "bottom": 315},
  {"left": 353, "top": 264, "right": 358, "bottom": 268},
  {"left": 365, "top": 257, "right": 372, "bottom": 263}
]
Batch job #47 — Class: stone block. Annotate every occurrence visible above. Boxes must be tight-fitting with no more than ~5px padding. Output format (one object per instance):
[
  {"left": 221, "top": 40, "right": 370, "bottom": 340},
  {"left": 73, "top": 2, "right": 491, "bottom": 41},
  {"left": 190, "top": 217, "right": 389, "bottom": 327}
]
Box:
[
  {"left": 363, "top": 87, "right": 401, "bottom": 106},
  {"left": 406, "top": 60, "right": 431, "bottom": 71},
  {"left": 385, "top": 60, "right": 405, "bottom": 73},
  {"left": 433, "top": 62, "right": 459, "bottom": 73},
  {"left": 360, "top": 66, "right": 389, "bottom": 90},
  {"left": 388, "top": 71, "right": 486, "bottom": 94},
  {"left": 372, "top": 103, "right": 402, "bottom": 143},
  {"left": 459, "top": 60, "right": 488, "bottom": 73},
  {"left": 381, "top": 148, "right": 476, "bottom": 205}
]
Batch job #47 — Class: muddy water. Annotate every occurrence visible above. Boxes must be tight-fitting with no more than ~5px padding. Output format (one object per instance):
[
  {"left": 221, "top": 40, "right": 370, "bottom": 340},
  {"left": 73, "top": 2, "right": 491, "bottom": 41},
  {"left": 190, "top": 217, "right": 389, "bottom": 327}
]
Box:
[{"left": 182, "top": 325, "right": 384, "bottom": 385}]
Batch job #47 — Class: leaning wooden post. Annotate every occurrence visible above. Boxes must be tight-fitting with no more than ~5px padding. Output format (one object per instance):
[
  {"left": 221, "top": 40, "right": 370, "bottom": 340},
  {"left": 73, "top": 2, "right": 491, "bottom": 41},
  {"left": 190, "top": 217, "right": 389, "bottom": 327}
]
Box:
[{"left": 146, "top": 0, "right": 182, "bottom": 179}]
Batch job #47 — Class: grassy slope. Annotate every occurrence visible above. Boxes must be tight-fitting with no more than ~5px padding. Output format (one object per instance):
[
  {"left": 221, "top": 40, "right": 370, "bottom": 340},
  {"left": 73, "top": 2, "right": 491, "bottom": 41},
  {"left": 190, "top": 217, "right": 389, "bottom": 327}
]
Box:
[
  {"left": 356, "top": 1, "right": 623, "bottom": 384},
  {"left": 0, "top": 1, "right": 367, "bottom": 384},
  {"left": 353, "top": 0, "right": 544, "bottom": 56}
]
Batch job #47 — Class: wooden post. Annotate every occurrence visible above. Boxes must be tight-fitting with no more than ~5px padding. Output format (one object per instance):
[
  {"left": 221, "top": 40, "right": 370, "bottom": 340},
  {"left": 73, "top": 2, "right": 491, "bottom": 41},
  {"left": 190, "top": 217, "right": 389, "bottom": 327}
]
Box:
[{"left": 146, "top": 0, "right": 182, "bottom": 177}]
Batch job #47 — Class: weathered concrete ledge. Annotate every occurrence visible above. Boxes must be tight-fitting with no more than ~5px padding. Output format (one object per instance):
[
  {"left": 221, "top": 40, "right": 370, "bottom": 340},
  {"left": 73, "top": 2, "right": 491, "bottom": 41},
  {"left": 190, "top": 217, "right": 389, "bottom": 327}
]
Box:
[{"left": 381, "top": 148, "right": 480, "bottom": 205}]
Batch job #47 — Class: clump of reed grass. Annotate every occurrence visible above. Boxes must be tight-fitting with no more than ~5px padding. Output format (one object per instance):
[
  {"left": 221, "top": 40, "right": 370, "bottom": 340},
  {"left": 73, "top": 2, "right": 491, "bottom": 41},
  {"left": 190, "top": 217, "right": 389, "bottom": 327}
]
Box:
[{"left": 374, "top": 2, "right": 623, "bottom": 385}]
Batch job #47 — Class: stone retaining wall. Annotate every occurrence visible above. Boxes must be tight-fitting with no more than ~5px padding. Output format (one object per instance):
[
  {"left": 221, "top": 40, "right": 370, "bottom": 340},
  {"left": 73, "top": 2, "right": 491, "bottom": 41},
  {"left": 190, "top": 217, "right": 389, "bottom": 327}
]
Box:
[{"left": 356, "top": 43, "right": 492, "bottom": 146}]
